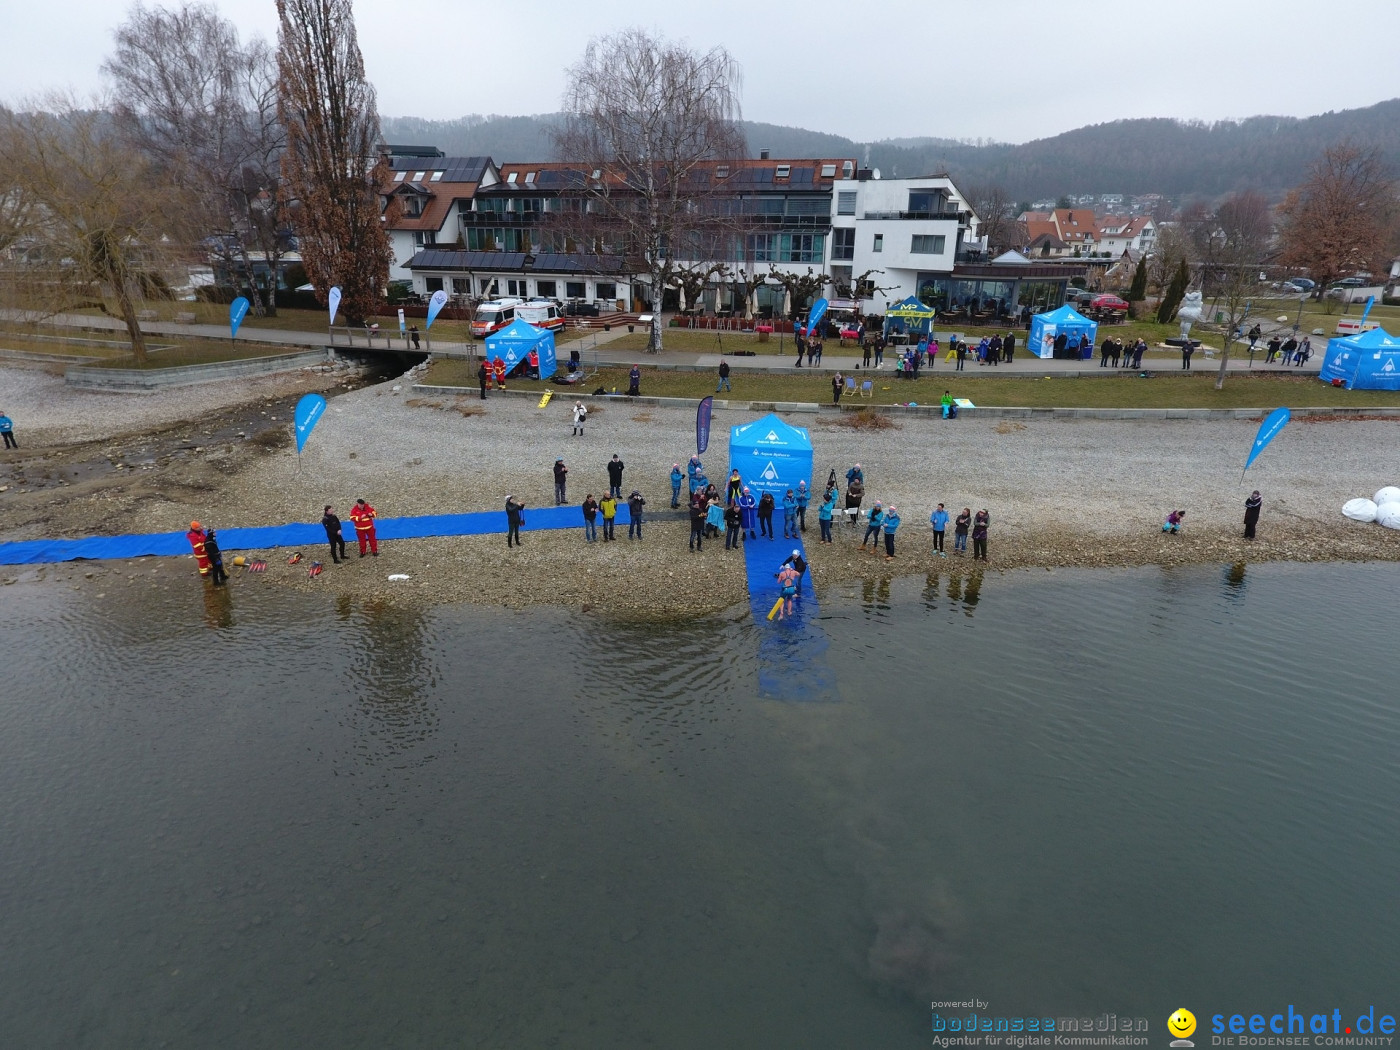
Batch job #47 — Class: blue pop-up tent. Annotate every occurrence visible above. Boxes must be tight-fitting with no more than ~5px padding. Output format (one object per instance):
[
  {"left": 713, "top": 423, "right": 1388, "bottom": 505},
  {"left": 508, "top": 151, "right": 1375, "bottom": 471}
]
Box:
[
  {"left": 729, "top": 413, "right": 813, "bottom": 504},
  {"left": 1028, "top": 304, "right": 1097, "bottom": 359},
  {"left": 883, "top": 296, "right": 937, "bottom": 338},
  {"left": 1318, "top": 326, "right": 1400, "bottom": 390},
  {"left": 484, "top": 318, "right": 556, "bottom": 379}
]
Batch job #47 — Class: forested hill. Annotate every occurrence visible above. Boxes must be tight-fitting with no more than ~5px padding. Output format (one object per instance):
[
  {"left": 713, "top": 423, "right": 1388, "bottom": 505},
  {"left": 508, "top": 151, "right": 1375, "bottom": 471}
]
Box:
[{"left": 381, "top": 98, "right": 1400, "bottom": 200}]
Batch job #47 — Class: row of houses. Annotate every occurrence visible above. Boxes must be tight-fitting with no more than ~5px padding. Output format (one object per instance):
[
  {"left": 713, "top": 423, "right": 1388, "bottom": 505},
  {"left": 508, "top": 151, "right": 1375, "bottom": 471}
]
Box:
[
  {"left": 1018, "top": 208, "right": 1157, "bottom": 259},
  {"left": 378, "top": 145, "right": 1087, "bottom": 320}
]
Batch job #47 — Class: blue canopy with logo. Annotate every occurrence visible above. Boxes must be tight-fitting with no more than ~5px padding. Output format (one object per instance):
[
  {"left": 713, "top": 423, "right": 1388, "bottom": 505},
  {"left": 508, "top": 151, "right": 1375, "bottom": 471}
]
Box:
[
  {"left": 484, "top": 317, "right": 556, "bottom": 379},
  {"left": 1318, "top": 326, "right": 1400, "bottom": 390},
  {"left": 883, "top": 296, "right": 938, "bottom": 337},
  {"left": 729, "top": 413, "right": 812, "bottom": 504},
  {"left": 1028, "top": 304, "right": 1097, "bottom": 359}
]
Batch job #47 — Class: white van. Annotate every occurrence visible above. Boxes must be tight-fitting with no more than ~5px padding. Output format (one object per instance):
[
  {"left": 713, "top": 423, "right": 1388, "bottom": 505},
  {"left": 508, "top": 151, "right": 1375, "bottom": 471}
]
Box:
[
  {"left": 470, "top": 297, "right": 525, "bottom": 338},
  {"left": 514, "top": 299, "right": 564, "bottom": 332}
]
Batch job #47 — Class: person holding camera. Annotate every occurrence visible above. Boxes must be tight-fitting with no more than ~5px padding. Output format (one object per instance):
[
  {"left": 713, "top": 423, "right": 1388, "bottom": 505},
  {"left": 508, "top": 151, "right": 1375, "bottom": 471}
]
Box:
[{"left": 505, "top": 495, "right": 525, "bottom": 548}]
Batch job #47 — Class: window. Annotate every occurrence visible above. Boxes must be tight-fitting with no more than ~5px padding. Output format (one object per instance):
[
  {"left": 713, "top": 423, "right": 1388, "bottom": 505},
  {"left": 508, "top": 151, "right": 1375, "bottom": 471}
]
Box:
[
  {"left": 536, "top": 280, "right": 557, "bottom": 298},
  {"left": 524, "top": 171, "right": 535, "bottom": 184},
  {"left": 506, "top": 172, "right": 517, "bottom": 184},
  {"left": 413, "top": 171, "right": 427, "bottom": 182},
  {"left": 837, "top": 191, "right": 856, "bottom": 216},
  {"left": 842, "top": 161, "right": 854, "bottom": 178},
  {"left": 476, "top": 197, "right": 506, "bottom": 215},
  {"left": 911, "top": 234, "right": 946, "bottom": 254},
  {"left": 820, "top": 163, "right": 836, "bottom": 177},
  {"left": 430, "top": 171, "right": 443, "bottom": 181},
  {"left": 715, "top": 165, "right": 730, "bottom": 179},
  {"left": 779, "top": 232, "right": 824, "bottom": 263},
  {"left": 596, "top": 282, "right": 617, "bottom": 301},
  {"left": 591, "top": 169, "right": 601, "bottom": 179},
  {"left": 481, "top": 278, "right": 498, "bottom": 296},
  {"left": 507, "top": 279, "right": 527, "bottom": 297},
  {"left": 425, "top": 277, "right": 443, "bottom": 292},
  {"left": 785, "top": 197, "right": 826, "bottom": 216},
  {"left": 412, "top": 231, "right": 436, "bottom": 247},
  {"left": 566, "top": 281, "right": 586, "bottom": 298},
  {"left": 452, "top": 278, "right": 471, "bottom": 294},
  {"left": 774, "top": 164, "right": 791, "bottom": 179},
  {"left": 745, "top": 233, "right": 776, "bottom": 262},
  {"left": 516, "top": 198, "right": 543, "bottom": 213},
  {"left": 873, "top": 234, "right": 883, "bottom": 253},
  {"left": 393, "top": 171, "right": 405, "bottom": 181},
  {"left": 466, "top": 228, "right": 500, "bottom": 251},
  {"left": 832, "top": 227, "right": 855, "bottom": 261},
  {"left": 402, "top": 196, "right": 424, "bottom": 217}
]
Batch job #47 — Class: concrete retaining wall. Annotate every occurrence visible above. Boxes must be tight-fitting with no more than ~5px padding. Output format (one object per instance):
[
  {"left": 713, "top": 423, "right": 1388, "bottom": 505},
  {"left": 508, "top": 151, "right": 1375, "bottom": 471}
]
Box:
[{"left": 66, "top": 349, "right": 331, "bottom": 391}]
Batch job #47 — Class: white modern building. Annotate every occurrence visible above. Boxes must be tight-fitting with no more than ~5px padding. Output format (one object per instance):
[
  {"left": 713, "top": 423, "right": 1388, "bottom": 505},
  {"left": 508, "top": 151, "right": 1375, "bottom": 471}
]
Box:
[{"left": 828, "top": 174, "right": 979, "bottom": 312}]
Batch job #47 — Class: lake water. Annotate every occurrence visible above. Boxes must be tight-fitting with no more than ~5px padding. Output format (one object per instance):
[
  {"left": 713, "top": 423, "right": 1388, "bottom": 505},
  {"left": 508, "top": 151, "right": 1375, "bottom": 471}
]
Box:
[{"left": 3, "top": 561, "right": 1399, "bottom": 1048}]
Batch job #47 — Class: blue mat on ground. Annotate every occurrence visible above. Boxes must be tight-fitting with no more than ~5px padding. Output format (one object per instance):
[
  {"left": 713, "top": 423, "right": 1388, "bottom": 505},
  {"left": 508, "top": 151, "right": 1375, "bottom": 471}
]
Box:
[
  {"left": 741, "top": 526, "right": 836, "bottom": 702},
  {"left": 0, "top": 504, "right": 634, "bottom": 566}
]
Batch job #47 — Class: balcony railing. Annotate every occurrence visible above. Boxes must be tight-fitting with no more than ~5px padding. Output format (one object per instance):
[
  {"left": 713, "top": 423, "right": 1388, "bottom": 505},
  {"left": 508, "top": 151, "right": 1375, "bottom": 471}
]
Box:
[{"left": 861, "top": 210, "right": 965, "bottom": 222}]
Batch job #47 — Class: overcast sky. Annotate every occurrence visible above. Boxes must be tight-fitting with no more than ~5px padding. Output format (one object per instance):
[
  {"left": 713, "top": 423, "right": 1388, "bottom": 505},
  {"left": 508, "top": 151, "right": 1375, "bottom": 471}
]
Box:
[{"left": 3, "top": 0, "right": 1398, "bottom": 144}]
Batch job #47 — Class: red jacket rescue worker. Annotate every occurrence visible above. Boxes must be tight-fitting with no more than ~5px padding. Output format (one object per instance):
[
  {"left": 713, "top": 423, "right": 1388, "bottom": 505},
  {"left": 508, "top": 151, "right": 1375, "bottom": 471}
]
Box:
[
  {"left": 349, "top": 498, "right": 379, "bottom": 557},
  {"left": 527, "top": 348, "right": 539, "bottom": 379},
  {"left": 492, "top": 357, "right": 506, "bottom": 390},
  {"left": 185, "top": 521, "right": 211, "bottom": 576}
]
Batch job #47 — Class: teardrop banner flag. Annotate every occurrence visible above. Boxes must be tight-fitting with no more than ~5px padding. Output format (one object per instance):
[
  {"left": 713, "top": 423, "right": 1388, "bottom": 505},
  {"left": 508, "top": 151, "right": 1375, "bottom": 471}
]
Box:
[
  {"left": 294, "top": 393, "right": 327, "bottom": 455},
  {"left": 229, "top": 296, "right": 250, "bottom": 339},
  {"left": 806, "top": 297, "right": 829, "bottom": 336},
  {"left": 327, "top": 286, "right": 342, "bottom": 326},
  {"left": 696, "top": 395, "right": 713, "bottom": 454},
  {"left": 425, "top": 288, "right": 449, "bottom": 329},
  {"left": 1244, "top": 406, "right": 1290, "bottom": 473},
  {"left": 1361, "top": 295, "right": 1376, "bottom": 325}
]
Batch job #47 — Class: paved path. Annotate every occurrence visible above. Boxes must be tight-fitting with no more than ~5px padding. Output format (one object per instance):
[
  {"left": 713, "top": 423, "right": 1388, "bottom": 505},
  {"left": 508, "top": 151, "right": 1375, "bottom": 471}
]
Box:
[{"left": 6, "top": 309, "right": 1326, "bottom": 377}]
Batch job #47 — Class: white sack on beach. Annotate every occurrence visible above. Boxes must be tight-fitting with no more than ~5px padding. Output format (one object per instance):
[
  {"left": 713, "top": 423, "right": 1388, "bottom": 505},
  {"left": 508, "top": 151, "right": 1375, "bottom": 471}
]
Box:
[
  {"left": 1375, "top": 502, "right": 1400, "bottom": 530},
  {"left": 1342, "top": 498, "right": 1378, "bottom": 522},
  {"left": 1374, "top": 486, "right": 1400, "bottom": 507}
]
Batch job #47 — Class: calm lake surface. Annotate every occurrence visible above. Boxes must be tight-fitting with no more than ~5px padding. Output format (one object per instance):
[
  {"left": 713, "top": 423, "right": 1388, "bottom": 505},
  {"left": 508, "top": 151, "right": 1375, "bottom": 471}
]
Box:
[{"left": 3, "top": 561, "right": 1399, "bottom": 1048}]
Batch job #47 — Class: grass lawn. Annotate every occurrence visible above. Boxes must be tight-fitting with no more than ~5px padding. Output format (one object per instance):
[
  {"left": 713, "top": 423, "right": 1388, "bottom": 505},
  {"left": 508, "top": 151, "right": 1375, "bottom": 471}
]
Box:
[
  {"left": 422, "top": 359, "right": 1400, "bottom": 409},
  {"left": 0, "top": 322, "right": 143, "bottom": 358}
]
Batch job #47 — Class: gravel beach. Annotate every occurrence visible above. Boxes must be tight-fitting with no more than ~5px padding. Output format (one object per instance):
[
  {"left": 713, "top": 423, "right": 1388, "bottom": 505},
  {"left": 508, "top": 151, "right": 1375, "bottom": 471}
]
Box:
[{"left": 3, "top": 361, "right": 1399, "bottom": 615}]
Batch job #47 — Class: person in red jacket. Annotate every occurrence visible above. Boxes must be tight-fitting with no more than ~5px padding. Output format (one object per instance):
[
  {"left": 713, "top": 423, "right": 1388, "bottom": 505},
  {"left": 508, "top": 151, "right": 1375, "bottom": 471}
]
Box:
[
  {"left": 492, "top": 356, "right": 506, "bottom": 390},
  {"left": 185, "top": 520, "right": 211, "bottom": 576},
  {"left": 349, "top": 499, "right": 379, "bottom": 557}
]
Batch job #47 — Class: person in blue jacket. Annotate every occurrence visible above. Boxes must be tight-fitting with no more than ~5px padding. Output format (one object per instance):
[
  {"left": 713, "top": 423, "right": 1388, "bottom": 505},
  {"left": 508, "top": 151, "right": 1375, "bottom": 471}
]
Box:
[
  {"left": 687, "top": 456, "right": 703, "bottom": 493},
  {"left": 929, "top": 503, "right": 949, "bottom": 556},
  {"left": 0, "top": 411, "right": 16, "bottom": 449},
  {"left": 782, "top": 489, "right": 798, "bottom": 539},
  {"left": 817, "top": 489, "right": 836, "bottom": 544},
  {"left": 670, "top": 464, "right": 684, "bottom": 508},
  {"left": 795, "top": 481, "right": 810, "bottom": 532},
  {"left": 846, "top": 463, "right": 864, "bottom": 487},
  {"left": 860, "top": 501, "right": 884, "bottom": 550},
  {"left": 882, "top": 505, "right": 901, "bottom": 560},
  {"left": 738, "top": 486, "right": 757, "bottom": 539}
]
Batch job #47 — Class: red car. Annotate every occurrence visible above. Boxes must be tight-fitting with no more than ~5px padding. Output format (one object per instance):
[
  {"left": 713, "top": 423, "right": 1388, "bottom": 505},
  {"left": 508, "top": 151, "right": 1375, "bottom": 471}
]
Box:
[{"left": 1090, "top": 294, "right": 1129, "bottom": 312}]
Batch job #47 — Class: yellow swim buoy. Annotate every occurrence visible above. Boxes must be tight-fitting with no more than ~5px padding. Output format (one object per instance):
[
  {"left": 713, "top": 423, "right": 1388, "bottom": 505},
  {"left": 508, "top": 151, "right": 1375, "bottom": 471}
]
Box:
[{"left": 232, "top": 555, "right": 247, "bottom": 567}]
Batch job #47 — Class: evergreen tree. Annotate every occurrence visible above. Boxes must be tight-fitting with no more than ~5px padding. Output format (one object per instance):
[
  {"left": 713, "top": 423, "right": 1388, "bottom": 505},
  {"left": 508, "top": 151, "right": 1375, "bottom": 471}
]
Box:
[
  {"left": 1156, "top": 259, "right": 1191, "bottom": 324},
  {"left": 1127, "top": 256, "right": 1148, "bottom": 301}
]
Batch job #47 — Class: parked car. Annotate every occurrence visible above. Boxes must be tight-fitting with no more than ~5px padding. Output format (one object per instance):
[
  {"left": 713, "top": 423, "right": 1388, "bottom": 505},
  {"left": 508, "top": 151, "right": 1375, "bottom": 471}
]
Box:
[
  {"left": 1089, "top": 293, "right": 1129, "bottom": 312},
  {"left": 1280, "top": 279, "right": 1314, "bottom": 294}
]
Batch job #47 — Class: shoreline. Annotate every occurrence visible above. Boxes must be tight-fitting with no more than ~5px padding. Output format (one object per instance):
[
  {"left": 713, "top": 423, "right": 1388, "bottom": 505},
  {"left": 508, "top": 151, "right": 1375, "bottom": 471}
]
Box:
[{"left": 2, "top": 365, "right": 1398, "bottom": 616}]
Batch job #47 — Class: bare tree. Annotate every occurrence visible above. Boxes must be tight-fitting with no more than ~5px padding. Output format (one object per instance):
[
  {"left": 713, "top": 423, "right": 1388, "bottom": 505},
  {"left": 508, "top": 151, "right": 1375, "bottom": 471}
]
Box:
[
  {"left": 669, "top": 260, "right": 729, "bottom": 313},
  {"left": 105, "top": 3, "right": 288, "bottom": 315},
  {"left": 276, "top": 0, "right": 391, "bottom": 325},
  {"left": 1278, "top": 143, "right": 1397, "bottom": 298},
  {"left": 552, "top": 29, "right": 746, "bottom": 352},
  {"left": 1148, "top": 222, "right": 1196, "bottom": 293},
  {"left": 767, "top": 266, "right": 829, "bottom": 321},
  {"left": 1, "top": 99, "right": 194, "bottom": 361},
  {"left": 1186, "top": 191, "right": 1272, "bottom": 389},
  {"left": 967, "top": 183, "right": 1015, "bottom": 253}
]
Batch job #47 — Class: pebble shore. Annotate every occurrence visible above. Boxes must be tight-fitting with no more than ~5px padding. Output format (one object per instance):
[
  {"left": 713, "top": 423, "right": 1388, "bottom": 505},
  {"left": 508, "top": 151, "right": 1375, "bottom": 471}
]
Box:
[{"left": 3, "top": 363, "right": 1399, "bottom": 615}]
